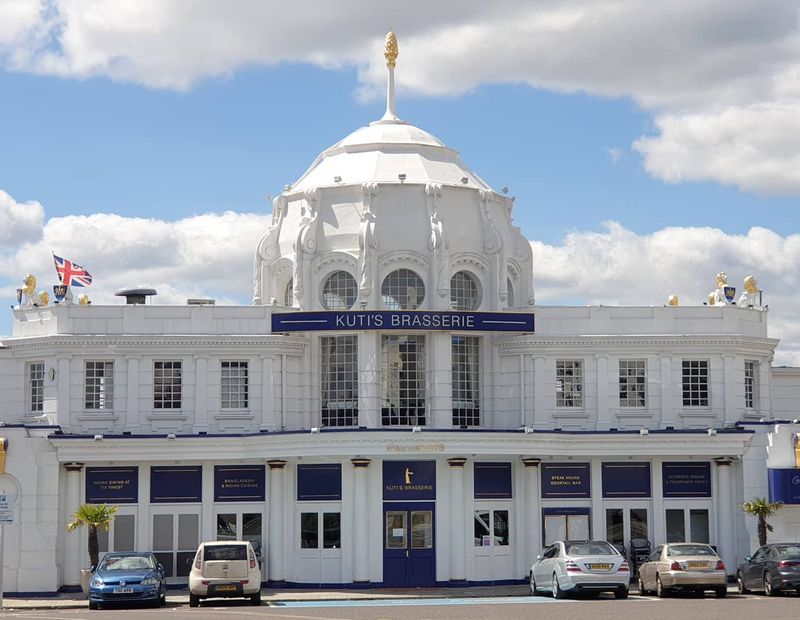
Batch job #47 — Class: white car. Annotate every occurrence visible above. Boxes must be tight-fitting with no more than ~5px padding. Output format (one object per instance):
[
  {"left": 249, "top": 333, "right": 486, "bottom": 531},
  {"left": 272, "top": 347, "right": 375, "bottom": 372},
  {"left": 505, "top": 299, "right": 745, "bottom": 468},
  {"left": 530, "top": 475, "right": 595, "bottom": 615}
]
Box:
[
  {"left": 188, "top": 541, "right": 262, "bottom": 607},
  {"left": 530, "top": 540, "right": 630, "bottom": 599}
]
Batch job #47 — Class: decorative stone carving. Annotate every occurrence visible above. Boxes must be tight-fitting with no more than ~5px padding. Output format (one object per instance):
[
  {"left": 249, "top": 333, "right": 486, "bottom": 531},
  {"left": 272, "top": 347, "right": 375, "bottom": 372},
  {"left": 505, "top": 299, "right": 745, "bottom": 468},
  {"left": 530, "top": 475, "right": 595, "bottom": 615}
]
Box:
[
  {"left": 738, "top": 275, "right": 762, "bottom": 309},
  {"left": 425, "top": 183, "right": 449, "bottom": 298},
  {"left": 293, "top": 188, "right": 321, "bottom": 304},
  {"left": 359, "top": 183, "right": 380, "bottom": 301},
  {"left": 21, "top": 274, "right": 37, "bottom": 307},
  {"left": 253, "top": 196, "right": 287, "bottom": 305},
  {"left": 708, "top": 271, "right": 734, "bottom": 306},
  {"left": 478, "top": 190, "right": 507, "bottom": 303}
]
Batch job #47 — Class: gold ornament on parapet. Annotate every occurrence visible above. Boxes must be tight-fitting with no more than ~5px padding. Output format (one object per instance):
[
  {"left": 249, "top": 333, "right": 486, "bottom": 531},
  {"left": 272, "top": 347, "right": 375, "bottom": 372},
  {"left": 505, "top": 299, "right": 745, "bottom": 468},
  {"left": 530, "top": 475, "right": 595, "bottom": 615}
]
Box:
[
  {"left": 78, "top": 294, "right": 91, "bottom": 305},
  {"left": 38, "top": 290, "right": 50, "bottom": 306},
  {"left": 384, "top": 31, "right": 398, "bottom": 68},
  {"left": 20, "top": 274, "right": 37, "bottom": 306}
]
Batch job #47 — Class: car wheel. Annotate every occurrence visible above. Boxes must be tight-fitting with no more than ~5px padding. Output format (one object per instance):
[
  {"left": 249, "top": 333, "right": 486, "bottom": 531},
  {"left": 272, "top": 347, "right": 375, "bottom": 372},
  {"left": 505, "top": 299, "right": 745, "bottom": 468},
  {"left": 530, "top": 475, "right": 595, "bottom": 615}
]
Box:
[
  {"left": 88, "top": 600, "right": 98, "bottom": 610},
  {"left": 737, "top": 572, "right": 749, "bottom": 594},
  {"left": 553, "top": 574, "right": 567, "bottom": 599},
  {"left": 189, "top": 593, "right": 200, "bottom": 607},
  {"left": 250, "top": 592, "right": 261, "bottom": 606},
  {"left": 764, "top": 572, "right": 777, "bottom": 597},
  {"left": 529, "top": 572, "right": 538, "bottom": 596},
  {"left": 638, "top": 575, "right": 647, "bottom": 595},
  {"left": 715, "top": 586, "right": 727, "bottom": 598},
  {"left": 615, "top": 588, "right": 629, "bottom": 599},
  {"left": 656, "top": 575, "right": 669, "bottom": 598}
]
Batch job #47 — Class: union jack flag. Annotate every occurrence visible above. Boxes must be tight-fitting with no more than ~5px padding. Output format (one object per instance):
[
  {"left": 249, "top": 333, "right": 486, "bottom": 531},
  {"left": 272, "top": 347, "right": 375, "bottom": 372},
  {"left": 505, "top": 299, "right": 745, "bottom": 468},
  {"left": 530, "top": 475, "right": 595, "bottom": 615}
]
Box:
[{"left": 53, "top": 253, "right": 93, "bottom": 287}]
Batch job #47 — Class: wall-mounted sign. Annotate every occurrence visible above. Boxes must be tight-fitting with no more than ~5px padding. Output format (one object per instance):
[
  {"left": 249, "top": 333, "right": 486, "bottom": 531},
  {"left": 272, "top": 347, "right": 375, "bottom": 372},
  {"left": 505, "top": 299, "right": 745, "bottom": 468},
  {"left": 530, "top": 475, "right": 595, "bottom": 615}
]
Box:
[
  {"left": 86, "top": 467, "right": 138, "bottom": 504},
  {"left": 768, "top": 468, "right": 800, "bottom": 504},
  {"left": 272, "top": 310, "right": 534, "bottom": 333},
  {"left": 214, "top": 465, "right": 265, "bottom": 502},
  {"left": 474, "top": 462, "right": 513, "bottom": 499},
  {"left": 602, "top": 462, "right": 651, "bottom": 498},
  {"left": 0, "top": 474, "right": 19, "bottom": 524},
  {"left": 541, "top": 463, "right": 591, "bottom": 498},
  {"left": 297, "top": 464, "right": 342, "bottom": 501},
  {"left": 151, "top": 466, "right": 202, "bottom": 503},
  {"left": 383, "top": 460, "right": 436, "bottom": 500},
  {"left": 662, "top": 462, "right": 711, "bottom": 498}
]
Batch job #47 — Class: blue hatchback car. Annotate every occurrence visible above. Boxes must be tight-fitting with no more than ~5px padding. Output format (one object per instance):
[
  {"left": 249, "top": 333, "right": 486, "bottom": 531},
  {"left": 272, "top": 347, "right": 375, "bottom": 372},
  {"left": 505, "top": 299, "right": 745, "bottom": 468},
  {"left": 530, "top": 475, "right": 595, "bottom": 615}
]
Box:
[{"left": 89, "top": 552, "right": 166, "bottom": 609}]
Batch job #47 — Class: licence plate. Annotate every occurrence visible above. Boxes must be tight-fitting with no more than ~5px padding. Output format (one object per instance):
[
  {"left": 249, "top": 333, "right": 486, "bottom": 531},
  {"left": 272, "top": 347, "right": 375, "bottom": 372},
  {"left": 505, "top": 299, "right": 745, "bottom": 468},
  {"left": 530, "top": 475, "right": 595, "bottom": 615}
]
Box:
[
  {"left": 687, "top": 561, "right": 709, "bottom": 569},
  {"left": 590, "top": 563, "right": 612, "bottom": 570},
  {"left": 113, "top": 587, "right": 134, "bottom": 594},
  {"left": 216, "top": 584, "right": 236, "bottom": 592}
]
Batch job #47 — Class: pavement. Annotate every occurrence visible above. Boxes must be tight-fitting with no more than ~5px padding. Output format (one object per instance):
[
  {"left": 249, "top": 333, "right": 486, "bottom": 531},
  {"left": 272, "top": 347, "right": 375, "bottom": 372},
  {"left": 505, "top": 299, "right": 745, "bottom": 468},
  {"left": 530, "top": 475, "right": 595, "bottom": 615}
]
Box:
[{"left": 0, "top": 585, "right": 531, "bottom": 610}]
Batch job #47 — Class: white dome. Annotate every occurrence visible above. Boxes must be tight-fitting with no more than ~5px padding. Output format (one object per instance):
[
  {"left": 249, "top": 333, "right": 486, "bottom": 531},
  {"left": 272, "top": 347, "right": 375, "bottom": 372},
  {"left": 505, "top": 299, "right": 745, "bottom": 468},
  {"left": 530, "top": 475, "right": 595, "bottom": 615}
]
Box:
[{"left": 291, "top": 120, "right": 493, "bottom": 191}]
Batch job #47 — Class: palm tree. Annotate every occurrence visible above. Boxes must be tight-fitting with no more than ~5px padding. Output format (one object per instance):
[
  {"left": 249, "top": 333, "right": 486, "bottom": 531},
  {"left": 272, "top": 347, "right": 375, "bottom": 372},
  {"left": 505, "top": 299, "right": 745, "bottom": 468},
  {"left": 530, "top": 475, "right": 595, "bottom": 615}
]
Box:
[
  {"left": 66, "top": 503, "right": 118, "bottom": 569},
  {"left": 740, "top": 497, "right": 783, "bottom": 546}
]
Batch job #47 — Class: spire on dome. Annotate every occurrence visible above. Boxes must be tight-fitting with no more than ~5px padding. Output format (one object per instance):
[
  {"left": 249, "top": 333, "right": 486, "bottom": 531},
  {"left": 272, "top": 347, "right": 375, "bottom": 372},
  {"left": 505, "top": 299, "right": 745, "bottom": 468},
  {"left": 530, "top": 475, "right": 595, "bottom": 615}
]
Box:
[{"left": 378, "top": 31, "right": 403, "bottom": 124}]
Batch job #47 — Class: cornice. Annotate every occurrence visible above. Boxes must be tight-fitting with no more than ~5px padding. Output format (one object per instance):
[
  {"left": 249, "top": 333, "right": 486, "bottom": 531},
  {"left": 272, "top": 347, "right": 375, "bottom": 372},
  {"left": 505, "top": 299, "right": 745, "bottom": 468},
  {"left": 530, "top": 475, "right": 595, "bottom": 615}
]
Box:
[
  {"left": 2, "top": 335, "right": 309, "bottom": 354},
  {"left": 497, "top": 335, "right": 780, "bottom": 352}
]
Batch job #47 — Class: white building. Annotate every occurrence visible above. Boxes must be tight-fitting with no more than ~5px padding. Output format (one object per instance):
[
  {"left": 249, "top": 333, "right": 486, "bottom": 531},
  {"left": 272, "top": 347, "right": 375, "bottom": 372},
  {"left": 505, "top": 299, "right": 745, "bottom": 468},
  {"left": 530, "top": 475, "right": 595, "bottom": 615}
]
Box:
[{"left": 1, "top": 33, "right": 799, "bottom": 595}]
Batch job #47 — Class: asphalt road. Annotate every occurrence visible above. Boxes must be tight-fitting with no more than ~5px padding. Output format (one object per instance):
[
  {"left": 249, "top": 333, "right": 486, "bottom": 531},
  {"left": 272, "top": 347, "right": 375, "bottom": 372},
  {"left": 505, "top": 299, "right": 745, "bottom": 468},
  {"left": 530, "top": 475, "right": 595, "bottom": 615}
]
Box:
[{"left": 4, "top": 592, "right": 800, "bottom": 620}]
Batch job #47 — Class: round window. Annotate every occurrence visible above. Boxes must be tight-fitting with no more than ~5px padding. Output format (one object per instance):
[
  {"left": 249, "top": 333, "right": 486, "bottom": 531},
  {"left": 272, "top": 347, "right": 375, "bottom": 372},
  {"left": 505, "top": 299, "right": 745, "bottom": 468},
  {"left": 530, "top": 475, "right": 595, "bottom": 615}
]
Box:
[
  {"left": 450, "top": 270, "right": 481, "bottom": 311},
  {"left": 321, "top": 271, "right": 357, "bottom": 310},
  {"left": 381, "top": 269, "right": 425, "bottom": 310}
]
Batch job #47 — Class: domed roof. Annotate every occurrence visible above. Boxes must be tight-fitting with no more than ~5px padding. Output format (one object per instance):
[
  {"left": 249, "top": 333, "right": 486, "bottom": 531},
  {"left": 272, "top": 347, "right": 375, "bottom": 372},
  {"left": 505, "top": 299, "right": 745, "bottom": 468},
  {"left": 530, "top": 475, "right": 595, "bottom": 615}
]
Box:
[{"left": 291, "top": 119, "right": 492, "bottom": 192}]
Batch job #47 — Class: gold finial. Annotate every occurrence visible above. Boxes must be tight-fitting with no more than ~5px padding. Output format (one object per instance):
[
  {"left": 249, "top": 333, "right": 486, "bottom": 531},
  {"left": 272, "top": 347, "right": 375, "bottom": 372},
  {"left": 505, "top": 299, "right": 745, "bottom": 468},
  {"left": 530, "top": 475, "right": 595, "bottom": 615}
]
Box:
[
  {"left": 78, "top": 294, "right": 90, "bottom": 305},
  {"left": 667, "top": 295, "right": 679, "bottom": 306},
  {"left": 384, "top": 31, "right": 398, "bottom": 69},
  {"left": 38, "top": 290, "right": 50, "bottom": 306}
]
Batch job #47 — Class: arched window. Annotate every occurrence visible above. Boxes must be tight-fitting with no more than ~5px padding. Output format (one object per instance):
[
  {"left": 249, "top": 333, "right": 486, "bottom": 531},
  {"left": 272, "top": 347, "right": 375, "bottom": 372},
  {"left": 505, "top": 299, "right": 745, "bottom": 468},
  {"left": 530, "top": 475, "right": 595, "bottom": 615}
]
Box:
[
  {"left": 284, "top": 279, "right": 294, "bottom": 307},
  {"left": 381, "top": 269, "right": 425, "bottom": 310},
  {"left": 450, "top": 271, "right": 481, "bottom": 311},
  {"left": 506, "top": 277, "right": 515, "bottom": 308},
  {"left": 321, "top": 271, "right": 357, "bottom": 310}
]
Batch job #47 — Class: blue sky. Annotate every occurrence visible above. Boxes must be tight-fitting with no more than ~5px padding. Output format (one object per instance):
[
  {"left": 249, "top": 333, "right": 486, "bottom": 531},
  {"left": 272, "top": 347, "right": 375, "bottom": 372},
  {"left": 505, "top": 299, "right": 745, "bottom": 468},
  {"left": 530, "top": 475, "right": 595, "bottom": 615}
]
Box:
[{"left": 0, "top": 2, "right": 798, "bottom": 362}]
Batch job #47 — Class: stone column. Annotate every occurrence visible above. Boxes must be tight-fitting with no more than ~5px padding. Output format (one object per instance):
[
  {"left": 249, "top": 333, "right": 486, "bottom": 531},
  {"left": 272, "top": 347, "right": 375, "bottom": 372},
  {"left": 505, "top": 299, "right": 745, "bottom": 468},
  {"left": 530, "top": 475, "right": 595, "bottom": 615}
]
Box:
[
  {"left": 432, "top": 334, "right": 453, "bottom": 428},
  {"left": 447, "top": 458, "right": 467, "bottom": 581},
  {"left": 260, "top": 356, "right": 275, "bottom": 431},
  {"left": 267, "top": 460, "right": 287, "bottom": 583},
  {"left": 533, "top": 357, "right": 546, "bottom": 429},
  {"left": 521, "top": 458, "right": 541, "bottom": 572},
  {"left": 351, "top": 458, "right": 371, "bottom": 583},
  {"left": 359, "top": 333, "right": 379, "bottom": 427},
  {"left": 63, "top": 462, "right": 84, "bottom": 585},
  {"left": 660, "top": 356, "right": 673, "bottom": 425},
  {"left": 124, "top": 355, "right": 140, "bottom": 432},
  {"left": 58, "top": 357, "right": 72, "bottom": 426},
  {"left": 714, "top": 457, "right": 735, "bottom": 576},
  {"left": 595, "top": 355, "right": 609, "bottom": 429},
  {"left": 193, "top": 355, "right": 209, "bottom": 433}
]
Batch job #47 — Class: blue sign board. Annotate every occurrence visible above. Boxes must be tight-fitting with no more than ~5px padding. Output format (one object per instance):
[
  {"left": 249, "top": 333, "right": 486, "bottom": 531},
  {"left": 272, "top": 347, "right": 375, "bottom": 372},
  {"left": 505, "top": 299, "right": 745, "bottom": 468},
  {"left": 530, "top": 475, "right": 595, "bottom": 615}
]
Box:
[
  {"left": 768, "top": 468, "right": 800, "bottom": 504},
  {"left": 474, "top": 462, "right": 513, "bottom": 499},
  {"left": 214, "top": 465, "right": 265, "bottom": 502},
  {"left": 297, "top": 464, "right": 342, "bottom": 501},
  {"left": 151, "top": 466, "right": 202, "bottom": 503},
  {"left": 541, "top": 463, "right": 591, "bottom": 498},
  {"left": 383, "top": 460, "right": 436, "bottom": 500},
  {"left": 272, "top": 310, "right": 534, "bottom": 333},
  {"left": 86, "top": 466, "right": 138, "bottom": 504},
  {"left": 602, "top": 462, "right": 651, "bottom": 498},
  {"left": 662, "top": 462, "right": 712, "bottom": 498}
]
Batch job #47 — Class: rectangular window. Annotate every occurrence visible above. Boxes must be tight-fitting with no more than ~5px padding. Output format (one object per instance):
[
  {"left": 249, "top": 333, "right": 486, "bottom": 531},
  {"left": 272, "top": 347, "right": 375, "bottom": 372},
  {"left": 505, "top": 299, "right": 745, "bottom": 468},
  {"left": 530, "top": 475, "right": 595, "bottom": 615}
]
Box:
[
  {"left": 85, "top": 361, "right": 114, "bottom": 410},
  {"left": 682, "top": 360, "right": 709, "bottom": 407},
  {"left": 452, "top": 336, "right": 480, "bottom": 427},
  {"left": 154, "top": 360, "right": 182, "bottom": 409},
  {"left": 221, "top": 361, "right": 248, "bottom": 409},
  {"left": 27, "top": 361, "right": 45, "bottom": 413},
  {"left": 556, "top": 360, "right": 583, "bottom": 407},
  {"left": 473, "top": 509, "right": 510, "bottom": 547},
  {"left": 300, "top": 512, "right": 341, "bottom": 549},
  {"left": 320, "top": 336, "right": 358, "bottom": 427},
  {"left": 381, "top": 335, "right": 426, "bottom": 426},
  {"left": 744, "top": 360, "right": 758, "bottom": 409},
  {"left": 619, "top": 359, "right": 646, "bottom": 407}
]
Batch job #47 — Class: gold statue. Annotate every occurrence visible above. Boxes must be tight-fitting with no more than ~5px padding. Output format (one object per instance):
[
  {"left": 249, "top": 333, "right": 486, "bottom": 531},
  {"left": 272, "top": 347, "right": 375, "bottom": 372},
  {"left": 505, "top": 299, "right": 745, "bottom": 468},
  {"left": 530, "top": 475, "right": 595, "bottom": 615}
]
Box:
[
  {"left": 78, "top": 294, "right": 90, "bottom": 305},
  {"left": 738, "top": 275, "right": 762, "bottom": 309},
  {"left": 21, "top": 274, "right": 37, "bottom": 306},
  {"left": 708, "top": 271, "right": 731, "bottom": 305},
  {"left": 667, "top": 295, "right": 679, "bottom": 306},
  {"left": 384, "top": 31, "right": 398, "bottom": 68},
  {"left": 38, "top": 290, "right": 50, "bottom": 306}
]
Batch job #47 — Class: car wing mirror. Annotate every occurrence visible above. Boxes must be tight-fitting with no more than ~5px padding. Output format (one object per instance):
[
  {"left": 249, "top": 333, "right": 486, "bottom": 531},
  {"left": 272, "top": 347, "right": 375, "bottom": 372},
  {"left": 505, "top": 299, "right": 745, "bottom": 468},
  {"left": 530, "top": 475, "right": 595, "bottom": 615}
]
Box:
[
  {"left": 90, "top": 565, "right": 96, "bottom": 572},
  {"left": 745, "top": 555, "right": 751, "bottom": 562},
  {"left": 158, "top": 562, "right": 165, "bottom": 572},
  {"left": 536, "top": 555, "right": 542, "bottom": 560}
]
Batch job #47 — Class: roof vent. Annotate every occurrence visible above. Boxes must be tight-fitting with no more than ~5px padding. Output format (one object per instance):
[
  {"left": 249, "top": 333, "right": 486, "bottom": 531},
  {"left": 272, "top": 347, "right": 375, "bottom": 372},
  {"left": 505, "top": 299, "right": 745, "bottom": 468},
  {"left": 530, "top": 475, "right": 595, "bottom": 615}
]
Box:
[
  {"left": 114, "top": 287, "right": 157, "bottom": 305},
  {"left": 187, "top": 298, "right": 215, "bottom": 306}
]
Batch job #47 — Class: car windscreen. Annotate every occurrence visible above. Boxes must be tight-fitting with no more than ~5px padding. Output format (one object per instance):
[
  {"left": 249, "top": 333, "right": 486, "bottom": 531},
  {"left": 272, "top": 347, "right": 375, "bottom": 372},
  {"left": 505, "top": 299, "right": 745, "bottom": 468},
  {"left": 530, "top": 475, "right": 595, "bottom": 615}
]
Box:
[
  {"left": 565, "top": 541, "right": 618, "bottom": 556},
  {"left": 203, "top": 545, "right": 248, "bottom": 561},
  {"left": 776, "top": 545, "right": 800, "bottom": 558},
  {"left": 99, "top": 555, "right": 155, "bottom": 571},
  {"left": 667, "top": 544, "right": 716, "bottom": 557}
]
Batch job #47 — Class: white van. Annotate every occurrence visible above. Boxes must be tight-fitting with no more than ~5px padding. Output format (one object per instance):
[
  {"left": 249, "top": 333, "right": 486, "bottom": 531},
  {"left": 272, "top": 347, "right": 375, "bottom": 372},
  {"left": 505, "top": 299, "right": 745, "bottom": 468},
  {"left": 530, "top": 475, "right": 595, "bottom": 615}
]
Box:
[{"left": 188, "top": 541, "right": 262, "bottom": 606}]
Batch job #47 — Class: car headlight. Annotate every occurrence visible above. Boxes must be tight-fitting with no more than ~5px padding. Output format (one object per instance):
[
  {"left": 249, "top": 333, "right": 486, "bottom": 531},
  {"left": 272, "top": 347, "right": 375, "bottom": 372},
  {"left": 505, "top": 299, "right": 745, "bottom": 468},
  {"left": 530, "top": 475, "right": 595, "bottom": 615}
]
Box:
[
  {"left": 90, "top": 578, "right": 104, "bottom": 587},
  {"left": 141, "top": 576, "right": 159, "bottom": 586}
]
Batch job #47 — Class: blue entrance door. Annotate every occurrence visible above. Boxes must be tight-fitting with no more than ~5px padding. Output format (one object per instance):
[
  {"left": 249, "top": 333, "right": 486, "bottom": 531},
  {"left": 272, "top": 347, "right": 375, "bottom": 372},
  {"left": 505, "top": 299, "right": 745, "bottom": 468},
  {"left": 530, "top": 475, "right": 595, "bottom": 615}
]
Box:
[{"left": 383, "top": 502, "right": 435, "bottom": 587}]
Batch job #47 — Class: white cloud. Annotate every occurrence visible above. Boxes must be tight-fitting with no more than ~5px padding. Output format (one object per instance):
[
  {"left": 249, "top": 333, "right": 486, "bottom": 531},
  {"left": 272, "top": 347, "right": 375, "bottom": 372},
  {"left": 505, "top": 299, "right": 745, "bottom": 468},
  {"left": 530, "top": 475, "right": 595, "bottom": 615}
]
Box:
[{"left": 0, "top": 190, "right": 45, "bottom": 249}]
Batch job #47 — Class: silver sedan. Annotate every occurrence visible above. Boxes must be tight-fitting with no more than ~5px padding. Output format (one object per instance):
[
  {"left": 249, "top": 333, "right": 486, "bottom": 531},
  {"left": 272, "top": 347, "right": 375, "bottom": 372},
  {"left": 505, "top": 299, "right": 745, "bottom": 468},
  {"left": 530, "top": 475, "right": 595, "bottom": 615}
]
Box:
[
  {"left": 637, "top": 543, "right": 727, "bottom": 598},
  {"left": 529, "top": 540, "right": 630, "bottom": 599}
]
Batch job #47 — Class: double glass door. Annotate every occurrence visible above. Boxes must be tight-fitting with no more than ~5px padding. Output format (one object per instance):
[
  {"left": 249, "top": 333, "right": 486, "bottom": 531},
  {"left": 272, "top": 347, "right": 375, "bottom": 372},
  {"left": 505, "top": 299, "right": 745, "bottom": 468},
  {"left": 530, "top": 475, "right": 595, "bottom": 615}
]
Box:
[
  {"left": 152, "top": 510, "right": 199, "bottom": 581},
  {"left": 383, "top": 503, "right": 435, "bottom": 586},
  {"left": 216, "top": 510, "right": 264, "bottom": 569},
  {"left": 605, "top": 506, "right": 649, "bottom": 550}
]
